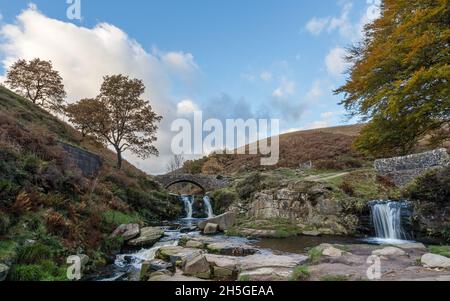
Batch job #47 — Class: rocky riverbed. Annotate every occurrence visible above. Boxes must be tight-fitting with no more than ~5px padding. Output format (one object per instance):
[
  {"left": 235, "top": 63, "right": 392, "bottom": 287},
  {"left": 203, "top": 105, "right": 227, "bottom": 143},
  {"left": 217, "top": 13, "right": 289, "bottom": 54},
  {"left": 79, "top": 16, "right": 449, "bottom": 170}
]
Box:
[{"left": 93, "top": 219, "right": 450, "bottom": 282}]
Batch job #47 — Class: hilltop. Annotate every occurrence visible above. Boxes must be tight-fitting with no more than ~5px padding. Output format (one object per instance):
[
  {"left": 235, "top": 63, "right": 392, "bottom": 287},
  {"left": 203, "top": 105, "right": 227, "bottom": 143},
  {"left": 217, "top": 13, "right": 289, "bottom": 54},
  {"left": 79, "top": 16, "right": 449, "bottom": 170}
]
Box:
[{"left": 0, "top": 86, "right": 180, "bottom": 280}]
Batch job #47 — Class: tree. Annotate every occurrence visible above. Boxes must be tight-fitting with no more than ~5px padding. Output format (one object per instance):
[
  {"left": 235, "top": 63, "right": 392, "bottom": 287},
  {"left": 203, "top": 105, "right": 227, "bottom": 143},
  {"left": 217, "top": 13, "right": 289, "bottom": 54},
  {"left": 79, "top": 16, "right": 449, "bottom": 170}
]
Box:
[
  {"left": 335, "top": 0, "right": 450, "bottom": 156},
  {"left": 6, "top": 58, "right": 66, "bottom": 112},
  {"left": 65, "top": 98, "right": 99, "bottom": 139},
  {"left": 166, "top": 154, "right": 185, "bottom": 173},
  {"left": 68, "top": 75, "right": 162, "bottom": 169}
]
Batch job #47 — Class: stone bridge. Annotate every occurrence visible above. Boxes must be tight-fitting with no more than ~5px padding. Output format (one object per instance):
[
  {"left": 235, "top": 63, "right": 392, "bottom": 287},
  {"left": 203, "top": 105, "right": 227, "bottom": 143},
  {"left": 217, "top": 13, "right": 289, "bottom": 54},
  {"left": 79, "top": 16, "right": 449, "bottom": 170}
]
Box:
[
  {"left": 155, "top": 174, "right": 230, "bottom": 192},
  {"left": 375, "top": 148, "right": 449, "bottom": 187}
]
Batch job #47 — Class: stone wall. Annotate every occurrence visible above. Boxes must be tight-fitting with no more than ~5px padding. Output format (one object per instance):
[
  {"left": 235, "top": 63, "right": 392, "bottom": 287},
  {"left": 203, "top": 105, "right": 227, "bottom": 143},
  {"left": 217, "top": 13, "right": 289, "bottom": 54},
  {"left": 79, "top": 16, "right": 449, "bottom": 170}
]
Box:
[
  {"left": 374, "top": 148, "right": 450, "bottom": 187},
  {"left": 60, "top": 142, "right": 102, "bottom": 177}
]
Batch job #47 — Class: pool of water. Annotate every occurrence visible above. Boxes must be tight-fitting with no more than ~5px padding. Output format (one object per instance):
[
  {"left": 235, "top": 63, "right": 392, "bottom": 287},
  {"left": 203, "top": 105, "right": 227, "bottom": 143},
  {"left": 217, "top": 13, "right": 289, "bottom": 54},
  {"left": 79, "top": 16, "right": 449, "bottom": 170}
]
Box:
[{"left": 253, "top": 235, "right": 364, "bottom": 255}]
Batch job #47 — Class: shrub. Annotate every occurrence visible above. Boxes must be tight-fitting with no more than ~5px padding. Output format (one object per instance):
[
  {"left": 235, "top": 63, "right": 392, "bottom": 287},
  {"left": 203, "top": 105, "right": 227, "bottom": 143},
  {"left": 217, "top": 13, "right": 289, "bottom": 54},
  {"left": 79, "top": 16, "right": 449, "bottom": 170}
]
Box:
[
  {"left": 406, "top": 166, "right": 450, "bottom": 203},
  {"left": 236, "top": 172, "right": 263, "bottom": 200},
  {"left": 209, "top": 188, "right": 239, "bottom": 214},
  {"left": 339, "top": 181, "right": 355, "bottom": 197},
  {"left": 102, "top": 210, "right": 142, "bottom": 227},
  {"left": 8, "top": 260, "right": 67, "bottom": 281},
  {"left": 17, "top": 243, "right": 54, "bottom": 264}
]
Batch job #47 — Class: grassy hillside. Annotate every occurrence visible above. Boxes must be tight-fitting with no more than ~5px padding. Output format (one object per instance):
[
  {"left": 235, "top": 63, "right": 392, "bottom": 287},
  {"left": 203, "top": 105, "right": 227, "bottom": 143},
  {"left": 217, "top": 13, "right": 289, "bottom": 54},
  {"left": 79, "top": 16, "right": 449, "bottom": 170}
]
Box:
[{"left": 0, "top": 86, "right": 181, "bottom": 280}]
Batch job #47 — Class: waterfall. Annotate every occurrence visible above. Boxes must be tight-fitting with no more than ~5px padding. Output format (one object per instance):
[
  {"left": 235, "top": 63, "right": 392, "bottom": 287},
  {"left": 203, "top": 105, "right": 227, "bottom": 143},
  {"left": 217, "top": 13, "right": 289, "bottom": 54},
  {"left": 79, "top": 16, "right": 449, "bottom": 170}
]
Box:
[
  {"left": 370, "top": 201, "right": 409, "bottom": 241},
  {"left": 203, "top": 196, "right": 215, "bottom": 218},
  {"left": 181, "top": 195, "right": 194, "bottom": 219}
]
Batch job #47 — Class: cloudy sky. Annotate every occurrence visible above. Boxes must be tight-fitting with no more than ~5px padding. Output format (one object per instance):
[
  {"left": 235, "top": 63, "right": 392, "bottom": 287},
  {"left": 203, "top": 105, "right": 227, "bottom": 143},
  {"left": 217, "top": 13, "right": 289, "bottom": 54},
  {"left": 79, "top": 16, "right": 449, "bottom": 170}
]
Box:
[{"left": 0, "top": 0, "right": 380, "bottom": 174}]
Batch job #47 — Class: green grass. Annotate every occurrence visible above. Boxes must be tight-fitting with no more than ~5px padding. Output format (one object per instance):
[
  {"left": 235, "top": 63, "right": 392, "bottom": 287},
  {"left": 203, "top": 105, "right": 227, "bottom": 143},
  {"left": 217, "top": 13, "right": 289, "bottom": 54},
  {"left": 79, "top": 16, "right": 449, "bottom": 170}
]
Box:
[
  {"left": 238, "top": 275, "right": 251, "bottom": 281},
  {"left": 428, "top": 246, "right": 450, "bottom": 258},
  {"left": 290, "top": 265, "right": 310, "bottom": 281},
  {"left": 102, "top": 210, "right": 142, "bottom": 226},
  {"left": 320, "top": 275, "right": 349, "bottom": 281},
  {"left": 8, "top": 260, "right": 67, "bottom": 281},
  {"left": 308, "top": 247, "right": 323, "bottom": 264},
  {"left": 0, "top": 240, "right": 18, "bottom": 263}
]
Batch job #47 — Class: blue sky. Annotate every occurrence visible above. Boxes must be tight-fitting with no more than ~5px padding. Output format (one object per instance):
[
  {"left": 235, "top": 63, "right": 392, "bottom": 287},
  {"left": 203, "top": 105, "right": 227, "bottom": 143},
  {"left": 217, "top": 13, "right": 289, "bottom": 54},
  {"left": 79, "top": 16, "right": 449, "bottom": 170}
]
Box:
[{"left": 0, "top": 0, "right": 380, "bottom": 173}]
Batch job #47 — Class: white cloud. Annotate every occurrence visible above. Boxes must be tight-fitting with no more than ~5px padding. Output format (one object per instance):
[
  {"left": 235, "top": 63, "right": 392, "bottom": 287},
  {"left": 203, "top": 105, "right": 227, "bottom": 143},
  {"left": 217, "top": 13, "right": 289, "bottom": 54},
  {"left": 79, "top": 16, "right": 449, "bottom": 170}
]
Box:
[
  {"left": 260, "top": 71, "right": 272, "bottom": 82},
  {"left": 0, "top": 5, "right": 199, "bottom": 174},
  {"left": 307, "top": 80, "right": 323, "bottom": 99},
  {"left": 325, "top": 47, "right": 349, "bottom": 77},
  {"left": 272, "top": 79, "right": 295, "bottom": 98},
  {"left": 177, "top": 99, "right": 198, "bottom": 115},
  {"left": 305, "top": 1, "right": 381, "bottom": 42},
  {"left": 305, "top": 17, "right": 330, "bottom": 35}
]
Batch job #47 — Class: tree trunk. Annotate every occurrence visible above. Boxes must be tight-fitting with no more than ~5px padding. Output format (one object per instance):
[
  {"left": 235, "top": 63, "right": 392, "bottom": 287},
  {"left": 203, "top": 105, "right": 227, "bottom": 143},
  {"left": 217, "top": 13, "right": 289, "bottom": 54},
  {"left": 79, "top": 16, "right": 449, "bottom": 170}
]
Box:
[{"left": 115, "top": 147, "right": 123, "bottom": 170}]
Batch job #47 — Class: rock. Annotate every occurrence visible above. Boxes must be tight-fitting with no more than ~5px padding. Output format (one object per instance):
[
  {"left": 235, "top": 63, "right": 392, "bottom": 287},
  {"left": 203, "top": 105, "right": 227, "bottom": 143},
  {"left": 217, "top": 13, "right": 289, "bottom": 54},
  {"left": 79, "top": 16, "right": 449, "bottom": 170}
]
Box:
[
  {"left": 198, "top": 212, "right": 237, "bottom": 231},
  {"left": 205, "top": 254, "right": 239, "bottom": 279},
  {"left": 156, "top": 246, "right": 203, "bottom": 266},
  {"left": 322, "top": 246, "right": 344, "bottom": 258},
  {"left": 394, "top": 243, "right": 426, "bottom": 250},
  {"left": 149, "top": 269, "right": 208, "bottom": 281},
  {"left": 206, "top": 242, "right": 258, "bottom": 256},
  {"left": 238, "top": 254, "right": 308, "bottom": 281},
  {"left": 0, "top": 264, "right": 9, "bottom": 281},
  {"left": 128, "top": 227, "right": 164, "bottom": 247},
  {"left": 302, "top": 230, "right": 321, "bottom": 237},
  {"left": 141, "top": 259, "right": 175, "bottom": 280},
  {"left": 112, "top": 224, "right": 140, "bottom": 241},
  {"left": 185, "top": 240, "right": 205, "bottom": 249},
  {"left": 183, "top": 255, "right": 211, "bottom": 279},
  {"left": 421, "top": 253, "right": 450, "bottom": 269},
  {"left": 203, "top": 223, "right": 219, "bottom": 235},
  {"left": 372, "top": 247, "right": 407, "bottom": 257},
  {"left": 148, "top": 269, "right": 173, "bottom": 281}
]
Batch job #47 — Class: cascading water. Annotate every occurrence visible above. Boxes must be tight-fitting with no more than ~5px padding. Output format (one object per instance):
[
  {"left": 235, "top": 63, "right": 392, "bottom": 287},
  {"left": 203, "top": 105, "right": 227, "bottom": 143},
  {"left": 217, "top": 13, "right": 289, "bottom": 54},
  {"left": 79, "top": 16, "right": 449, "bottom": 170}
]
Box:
[
  {"left": 203, "top": 196, "right": 214, "bottom": 218},
  {"left": 181, "top": 195, "right": 194, "bottom": 219},
  {"left": 369, "top": 200, "right": 412, "bottom": 243}
]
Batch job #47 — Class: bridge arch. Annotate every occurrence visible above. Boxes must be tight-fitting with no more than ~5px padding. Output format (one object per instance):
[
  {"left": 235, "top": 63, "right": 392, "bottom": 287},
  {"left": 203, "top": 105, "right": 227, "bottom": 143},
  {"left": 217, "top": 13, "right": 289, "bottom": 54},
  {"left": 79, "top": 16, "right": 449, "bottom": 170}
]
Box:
[{"left": 155, "top": 174, "right": 229, "bottom": 193}]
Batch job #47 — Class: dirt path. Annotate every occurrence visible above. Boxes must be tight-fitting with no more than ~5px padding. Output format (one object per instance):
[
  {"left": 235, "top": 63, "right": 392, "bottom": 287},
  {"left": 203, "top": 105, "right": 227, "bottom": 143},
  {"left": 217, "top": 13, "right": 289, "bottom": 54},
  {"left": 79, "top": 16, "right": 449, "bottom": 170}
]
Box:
[{"left": 305, "top": 172, "right": 349, "bottom": 182}]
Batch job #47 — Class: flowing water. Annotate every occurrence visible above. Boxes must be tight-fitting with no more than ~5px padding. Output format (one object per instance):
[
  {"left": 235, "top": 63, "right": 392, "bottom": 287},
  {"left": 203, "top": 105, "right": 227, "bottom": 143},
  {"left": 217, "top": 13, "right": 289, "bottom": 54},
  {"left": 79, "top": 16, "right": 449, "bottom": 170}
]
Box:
[
  {"left": 366, "top": 200, "right": 413, "bottom": 244},
  {"left": 203, "top": 196, "right": 214, "bottom": 218},
  {"left": 180, "top": 195, "right": 194, "bottom": 219}
]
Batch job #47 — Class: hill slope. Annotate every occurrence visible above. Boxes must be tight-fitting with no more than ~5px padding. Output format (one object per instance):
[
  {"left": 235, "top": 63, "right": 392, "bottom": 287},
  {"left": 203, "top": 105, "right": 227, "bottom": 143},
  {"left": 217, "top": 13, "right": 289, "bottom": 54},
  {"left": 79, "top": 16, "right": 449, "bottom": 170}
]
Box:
[{"left": 0, "top": 86, "right": 180, "bottom": 280}]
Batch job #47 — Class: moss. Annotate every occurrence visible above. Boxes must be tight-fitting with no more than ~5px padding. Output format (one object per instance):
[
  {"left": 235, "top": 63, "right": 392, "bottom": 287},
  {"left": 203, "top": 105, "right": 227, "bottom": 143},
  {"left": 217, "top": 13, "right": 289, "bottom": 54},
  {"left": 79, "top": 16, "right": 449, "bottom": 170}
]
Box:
[
  {"left": 428, "top": 245, "right": 450, "bottom": 258},
  {"left": 238, "top": 274, "right": 251, "bottom": 281},
  {"left": 209, "top": 187, "right": 239, "bottom": 215},
  {"left": 320, "top": 274, "right": 349, "bottom": 281},
  {"left": 289, "top": 265, "right": 310, "bottom": 281}
]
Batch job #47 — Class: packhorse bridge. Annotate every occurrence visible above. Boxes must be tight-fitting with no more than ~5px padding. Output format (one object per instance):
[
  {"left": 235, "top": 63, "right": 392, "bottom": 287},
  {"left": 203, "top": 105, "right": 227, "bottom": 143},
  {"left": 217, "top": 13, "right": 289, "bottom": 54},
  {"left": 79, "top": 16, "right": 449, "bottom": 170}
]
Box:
[{"left": 155, "top": 174, "right": 229, "bottom": 193}]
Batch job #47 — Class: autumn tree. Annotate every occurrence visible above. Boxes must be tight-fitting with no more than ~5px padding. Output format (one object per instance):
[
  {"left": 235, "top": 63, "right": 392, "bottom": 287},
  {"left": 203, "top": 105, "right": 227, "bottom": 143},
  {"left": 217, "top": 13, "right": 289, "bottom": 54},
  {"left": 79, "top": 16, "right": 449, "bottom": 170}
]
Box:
[
  {"left": 68, "top": 75, "right": 162, "bottom": 169},
  {"left": 6, "top": 58, "right": 66, "bottom": 112},
  {"left": 65, "top": 98, "right": 99, "bottom": 139},
  {"left": 335, "top": 0, "right": 450, "bottom": 156}
]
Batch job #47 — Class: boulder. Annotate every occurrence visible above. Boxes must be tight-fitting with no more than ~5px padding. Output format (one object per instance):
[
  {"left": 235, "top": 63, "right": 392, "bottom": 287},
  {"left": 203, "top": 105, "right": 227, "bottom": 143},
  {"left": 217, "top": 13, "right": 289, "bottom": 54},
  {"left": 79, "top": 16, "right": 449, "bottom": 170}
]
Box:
[
  {"left": 322, "top": 246, "right": 344, "bottom": 258},
  {"left": 112, "top": 224, "right": 140, "bottom": 241},
  {"left": 203, "top": 223, "right": 219, "bottom": 235},
  {"left": 421, "top": 253, "right": 450, "bottom": 269},
  {"left": 238, "top": 254, "right": 308, "bottom": 281},
  {"left": 140, "top": 259, "right": 175, "bottom": 280},
  {"left": 206, "top": 242, "right": 258, "bottom": 256},
  {"left": 372, "top": 247, "right": 407, "bottom": 257},
  {"left": 185, "top": 240, "right": 205, "bottom": 249},
  {"left": 156, "top": 246, "right": 203, "bottom": 266},
  {"left": 205, "top": 254, "right": 239, "bottom": 279},
  {"left": 183, "top": 255, "right": 211, "bottom": 279},
  {"left": 302, "top": 230, "right": 321, "bottom": 237},
  {"left": 0, "top": 264, "right": 9, "bottom": 281},
  {"left": 128, "top": 227, "right": 164, "bottom": 247},
  {"left": 198, "top": 212, "right": 237, "bottom": 231}
]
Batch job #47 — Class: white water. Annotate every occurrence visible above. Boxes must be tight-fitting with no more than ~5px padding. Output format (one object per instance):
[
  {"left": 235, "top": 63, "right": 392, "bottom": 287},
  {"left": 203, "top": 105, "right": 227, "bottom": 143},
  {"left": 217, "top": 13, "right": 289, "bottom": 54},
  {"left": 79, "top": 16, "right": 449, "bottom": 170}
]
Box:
[
  {"left": 370, "top": 201, "right": 408, "bottom": 242},
  {"left": 203, "top": 196, "right": 215, "bottom": 218},
  {"left": 181, "top": 195, "right": 194, "bottom": 219}
]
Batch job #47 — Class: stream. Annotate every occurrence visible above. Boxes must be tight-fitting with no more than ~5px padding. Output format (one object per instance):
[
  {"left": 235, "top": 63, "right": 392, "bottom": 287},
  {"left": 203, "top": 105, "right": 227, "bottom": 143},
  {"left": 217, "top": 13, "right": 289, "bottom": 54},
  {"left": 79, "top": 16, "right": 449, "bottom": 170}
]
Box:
[{"left": 92, "top": 199, "right": 416, "bottom": 281}]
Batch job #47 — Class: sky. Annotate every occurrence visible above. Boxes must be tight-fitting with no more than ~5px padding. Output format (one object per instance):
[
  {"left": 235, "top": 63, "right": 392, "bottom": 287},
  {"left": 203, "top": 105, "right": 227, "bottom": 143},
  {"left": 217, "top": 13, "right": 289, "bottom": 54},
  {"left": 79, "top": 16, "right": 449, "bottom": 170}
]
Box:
[{"left": 0, "top": 0, "right": 381, "bottom": 174}]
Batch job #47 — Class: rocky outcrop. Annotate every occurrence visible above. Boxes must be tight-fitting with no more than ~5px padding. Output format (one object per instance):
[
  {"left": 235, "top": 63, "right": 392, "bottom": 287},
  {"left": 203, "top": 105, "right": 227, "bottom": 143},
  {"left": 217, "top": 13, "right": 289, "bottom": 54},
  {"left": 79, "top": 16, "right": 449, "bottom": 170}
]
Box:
[
  {"left": 245, "top": 182, "right": 351, "bottom": 235},
  {"left": 375, "top": 148, "right": 449, "bottom": 187},
  {"left": 112, "top": 224, "right": 140, "bottom": 241},
  {"left": 198, "top": 212, "right": 237, "bottom": 231},
  {"left": 206, "top": 242, "right": 258, "bottom": 257},
  {"left": 127, "top": 227, "right": 164, "bottom": 247}
]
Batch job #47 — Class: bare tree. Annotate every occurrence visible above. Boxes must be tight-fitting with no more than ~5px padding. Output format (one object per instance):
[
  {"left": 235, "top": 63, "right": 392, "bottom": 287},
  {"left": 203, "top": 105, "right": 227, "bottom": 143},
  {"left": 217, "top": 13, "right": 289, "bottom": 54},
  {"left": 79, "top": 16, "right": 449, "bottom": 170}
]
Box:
[
  {"left": 6, "top": 58, "right": 66, "bottom": 112},
  {"left": 166, "top": 154, "right": 185, "bottom": 173}
]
